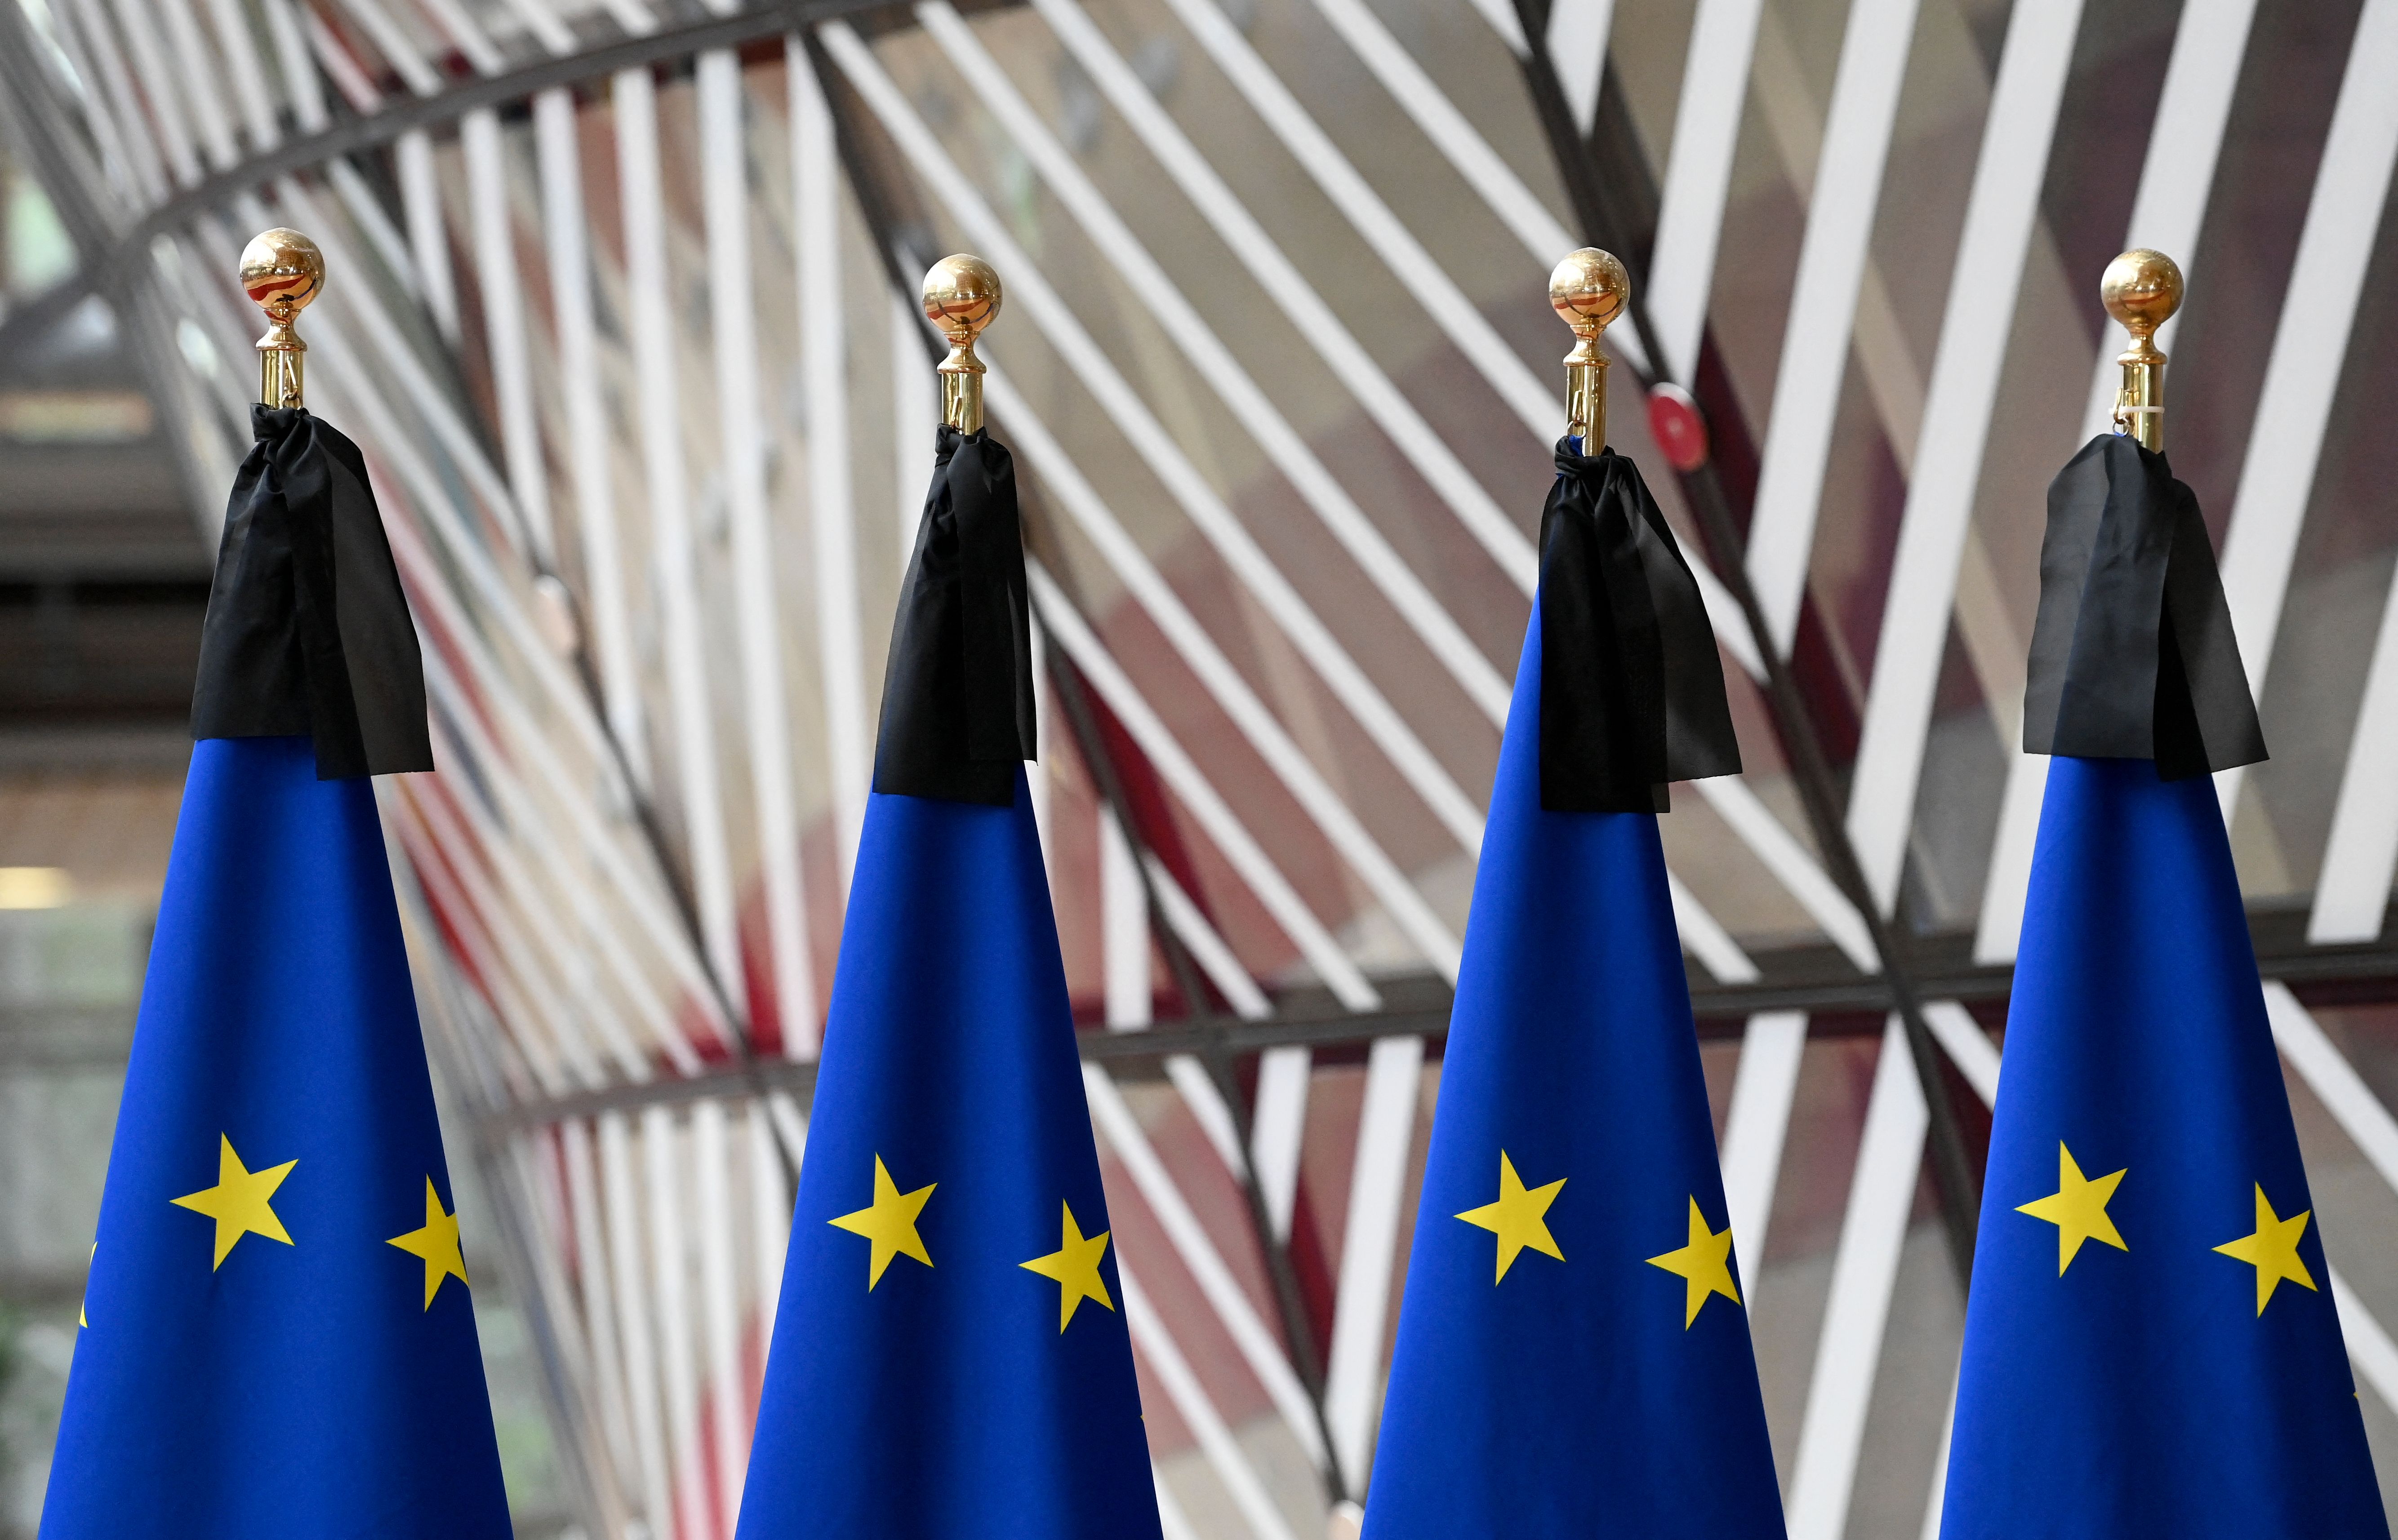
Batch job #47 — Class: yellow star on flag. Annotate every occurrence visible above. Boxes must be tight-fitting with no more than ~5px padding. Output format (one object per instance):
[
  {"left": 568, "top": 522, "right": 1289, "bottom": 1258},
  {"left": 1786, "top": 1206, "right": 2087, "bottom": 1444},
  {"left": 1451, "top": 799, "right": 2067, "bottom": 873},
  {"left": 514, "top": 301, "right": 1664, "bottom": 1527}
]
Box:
[
  {"left": 1455, "top": 1151, "right": 1565, "bottom": 1283},
  {"left": 1646, "top": 1197, "right": 1742, "bottom": 1327},
  {"left": 388, "top": 1177, "right": 471, "bottom": 1309},
  {"left": 2213, "top": 1184, "right": 2317, "bottom": 1315},
  {"left": 829, "top": 1154, "right": 935, "bottom": 1289},
  {"left": 2016, "top": 1142, "right": 2127, "bottom": 1274},
  {"left": 171, "top": 1134, "right": 297, "bottom": 1269},
  {"left": 1020, "top": 1202, "right": 1116, "bottom": 1331}
]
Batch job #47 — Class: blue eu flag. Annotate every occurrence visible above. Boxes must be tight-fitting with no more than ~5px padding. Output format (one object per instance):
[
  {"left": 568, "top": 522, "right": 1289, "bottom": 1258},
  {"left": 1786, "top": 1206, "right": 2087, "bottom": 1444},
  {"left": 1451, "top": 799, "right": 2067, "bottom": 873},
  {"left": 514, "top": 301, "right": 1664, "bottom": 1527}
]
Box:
[
  {"left": 41, "top": 735, "right": 511, "bottom": 1538},
  {"left": 1362, "top": 593, "right": 1784, "bottom": 1537},
  {"left": 1941, "top": 755, "right": 2387, "bottom": 1537},
  {"left": 734, "top": 769, "right": 1162, "bottom": 1539}
]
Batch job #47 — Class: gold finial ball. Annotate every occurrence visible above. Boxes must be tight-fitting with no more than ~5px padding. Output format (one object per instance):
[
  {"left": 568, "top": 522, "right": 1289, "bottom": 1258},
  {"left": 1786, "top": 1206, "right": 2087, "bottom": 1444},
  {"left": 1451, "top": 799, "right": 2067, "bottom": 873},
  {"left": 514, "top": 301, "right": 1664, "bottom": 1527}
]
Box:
[
  {"left": 2100, "top": 248, "right": 2182, "bottom": 336},
  {"left": 1549, "top": 247, "right": 1628, "bottom": 335},
  {"left": 922, "top": 253, "right": 1002, "bottom": 343},
  {"left": 240, "top": 228, "right": 325, "bottom": 321}
]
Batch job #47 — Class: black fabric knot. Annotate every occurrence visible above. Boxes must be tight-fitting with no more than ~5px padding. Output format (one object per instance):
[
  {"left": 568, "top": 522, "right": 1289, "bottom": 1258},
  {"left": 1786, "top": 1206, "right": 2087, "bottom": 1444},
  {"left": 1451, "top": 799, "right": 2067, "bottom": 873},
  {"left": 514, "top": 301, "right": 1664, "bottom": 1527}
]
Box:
[
  {"left": 872, "top": 425, "right": 1037, "bottom": 804},
  {"left": 190, "top": 406, "right": 432, "bottom": 779},
  {"left": 1538, "top": 442, "right": 1741, "bottom": 812},
  {"left": 2023, "top": 433, "right": 2265, "bottom": 778}
]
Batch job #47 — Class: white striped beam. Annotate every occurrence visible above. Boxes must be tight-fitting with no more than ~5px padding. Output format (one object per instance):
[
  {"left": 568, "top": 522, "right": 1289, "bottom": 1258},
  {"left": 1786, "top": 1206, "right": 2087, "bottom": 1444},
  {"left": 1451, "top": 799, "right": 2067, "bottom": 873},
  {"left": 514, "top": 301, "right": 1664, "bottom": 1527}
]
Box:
[
  {"left": 303, "top": 7, "right": 384, "bottom": 115},
  {"left": 535, "top": 84, "right": 651, "bottom": 788},
  {"left": 2311, "top": 585, "right": 2398, "bottom": 941},
  {"left": 746, "top": 1097, "right": 791, "bottom": 1348},
  {"left": 1120, "top": 1262, "right": 1303, "bottom": 1540},
  {"left": 559, "top": 1118, "right": 641, "bottom": 1496},
  {"left": 1028, "top": 0, "right": 1536, "bottom": 591},
  {"left": 1784, "top": 1015, "right": 1929, "bottom": 1540},
  {"left": 257, "top": 0, "right": 326, "bottom": 132},
  {"left": 103, "top": 0, "right": 199, "bottom": 185},
  {"left": 1693, "top": 778, "right": 1878, "bottom": 971},
  {"left": 1324, "top": 1031, "right": 1424, "bottom": 1487},
  {"left": 1744, "top": 0, "right": 1926, "bottom": 652},
  {"left": 1547, "top": 0, "right": 1616, "bottom": 137},
  {"left": 2215, "top": 0, "right": 2398, "bottom": 818},
  {"left": 1030, "top": 560, "right": 1382, "bottom": 1013},
  {"left": 790, "top": 40, "right": 870, "bottom": 903},
  {"left": 925, "top": 0, "right": 1513, "bottom": 732},
  {"left": 1844, "top": 0, "right": 2087, "bottom": 913},
  {"left": 1646, "top": 0, "right": 1766, "bottom": 383},
  {"left": 601, "top": 1110, "right": 675, "bottom": 1538},
  {"left": 699, "top": 46, "right": 817, "bottom": 1057},
  {"left": 196, "top": 0, "right": 276, "bottom": 151},
  {"left": 56, "top": 0, "right": 166, "bottom": 203},
  {"left": 1719, "top": 1009, "right": 1807, "bottom": 1281},
  {"left": 692, "top": 1099, "right": 749, "bottom": 1527},
  {"left": 1083, "top": 1063, "right": 1329, "bottom": 1471},
  {"left": 142, "top": 0, "right": 235, "bottom": 171},
  {"left": 463, "top": 107, "right": 558, "bottom": 566},
  {"left": 891, "top": 291, "right": 933, "bottom": 571},
  {"left": 1146, "top": 0, "right": 1559, "bottom": 439},
  {"left": 615, "top": 66, "right": 747, "bottom": 1018},
  {"left": 640, "top": 1106, "right": 710, "bottom": 1540}
]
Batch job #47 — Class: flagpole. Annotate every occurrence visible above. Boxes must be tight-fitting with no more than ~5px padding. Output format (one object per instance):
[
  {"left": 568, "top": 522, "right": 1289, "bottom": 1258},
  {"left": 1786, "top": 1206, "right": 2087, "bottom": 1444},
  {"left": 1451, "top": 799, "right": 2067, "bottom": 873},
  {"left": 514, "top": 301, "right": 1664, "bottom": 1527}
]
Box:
[
  {"left": 1549, "top": 246, "right": 1627, "bottom": 448},
  {"left": 240, "top": 226, "right": 324, "bottom": 409},
  {"left": 923, "top": 252, "right": 1001, "bottom": 431},
  {"left": 2101, "top": 248, "right": 2183, "bottom": 452}
]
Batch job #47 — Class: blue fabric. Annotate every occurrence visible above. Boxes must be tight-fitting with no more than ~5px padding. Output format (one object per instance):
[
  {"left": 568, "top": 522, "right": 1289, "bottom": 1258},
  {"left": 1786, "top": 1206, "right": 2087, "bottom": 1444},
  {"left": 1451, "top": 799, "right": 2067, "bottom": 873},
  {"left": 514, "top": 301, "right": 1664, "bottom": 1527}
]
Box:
[
  {"left": 1363, "top": 603, "right": 1784, "bottom": 1537},
  {"left": 737, "top": 770, "right": 1160, "bottom": 1540},
  {"left": 1942, "top": 756, "right": 2387, "bottom": 1538},
  {"left": 41, "top": 736, "right": 510, "bottom": 1539}
]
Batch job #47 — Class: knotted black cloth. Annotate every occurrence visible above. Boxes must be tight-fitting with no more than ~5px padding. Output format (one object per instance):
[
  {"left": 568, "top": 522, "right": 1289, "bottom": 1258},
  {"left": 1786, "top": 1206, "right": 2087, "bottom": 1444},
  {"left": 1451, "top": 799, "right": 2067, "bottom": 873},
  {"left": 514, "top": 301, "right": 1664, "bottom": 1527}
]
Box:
[
  {"left": 191, "top": 406, "right": 432, "bottom": 779},
  {"left": 873, "top": 426, "right": 1037, "bottom": 804},
  {"left": 2023, "top": 433, "right": 2265, "bottom": 778},
  {"left": 1539, "top": 443, "right": 1741, "bottom": 812}
]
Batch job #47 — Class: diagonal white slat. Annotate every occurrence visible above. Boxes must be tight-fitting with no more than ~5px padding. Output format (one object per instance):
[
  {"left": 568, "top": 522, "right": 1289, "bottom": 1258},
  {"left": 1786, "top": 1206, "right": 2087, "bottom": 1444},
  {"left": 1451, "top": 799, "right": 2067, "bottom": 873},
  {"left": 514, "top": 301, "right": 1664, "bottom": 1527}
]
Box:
[
  {"left": 1645, "top": 0, "right": 1766, "bottom": 384},
  {"left": 1303, "top": 0, "right": 1655, "bottom": 379},
  {"left": 1547, "top": 0, "right": 1616, "bottom": 137},
  {"left": 699, "top": 45, "right": 817, "bottom": 1057},
  {"left": 2311, "top": 581, "right": 2398, "bottom": 941},
  {"left": 1844, "top": 0, "right": 2087, "bottom": 913},
  {"left": 196, "top": 0, "right": 277, "bottom": 151},
  {"left": 1719, "top": 1009, "right": 1807, "bottom": 1281},
  {"left": 891, "top": 291, "right": 934, "bottom": 569},
  {"left": 1972, "top": 0, "right": 2258, "bottom": 965},
  {"left": 2333, "top": 1269, "right": 2398, "bottom": 1414},
  {"left": 1119, "top": 1262, "right": 1303, "bottom": 1540},
  {"left": 1744, "top": 0, "right": 1927, "bottom": 653},
  {"left": 1147, "top": 0, "right": 1558, "bottom": 439},
  {"left": 2262, "top": 983, "right": 2398, "bottom": 1196},
  {"left": 2214, "top": 0, "right": 2398, "bottom": 783},
  {"left": 1083, "top": 1063, "right": 1329, "bottom": 1471},
  {"left": 1031, "top": 558, "right": 1382, "bottom": 1012},
  {"left": 1034, "top": 0, "right": 1542, "bottom": 595},
  {"left": 534, "top": 84, "right": 650, "bottom": 787},
  {"left": 258, "top": 0, "right": 327, "bottom": 133},
  {"left": 921, "top": 1, "right": 1511, "bottom": 730},
  {"left": 1324, "top": 1030, "right": 1424, "bottom": 1487},
  {"left": 1921, "top": 999, "right": 2001, "bottom": 1106},
  {"left": 616, "top": 64, "right": 747, "bottom": 1019},
  {"left": 1784, "top": 1015, "right": 1929, "bottom": 1540},
  {"left": 559, "top": 1119, "right": 640, "bottom": 1504},
  {"left": 304, "top": 7, "right": 385, "bottom": 114},
  {"left": 54, "top": 0, "right": 166, "bottom": 204},
  {"left": 104, "top": 0, "right": 199, "bottom": 186},
  {"left": 463, "top": 107, "right": 558, "bottom": 566},
  {"left": 829, "top": 21, "right": 1488, "bottom": 903},
  {"left": 790, "top": 38, "right": 870, "bottom": 902},
  {"left": 142, "top": 0, "right": 236, "bottom": 171},
  {"left": 639, "top": 1106, "right": 710, "bottom": 1540},
  {"left": 599, "top": 1110, "right": 676, "bottom": 1536},
  {"left": 691, "top": 1099, "right": 749, "bottom": 1526},
  {"left": 1692, "top": 777, "right": 1878, "bottom": 971}
]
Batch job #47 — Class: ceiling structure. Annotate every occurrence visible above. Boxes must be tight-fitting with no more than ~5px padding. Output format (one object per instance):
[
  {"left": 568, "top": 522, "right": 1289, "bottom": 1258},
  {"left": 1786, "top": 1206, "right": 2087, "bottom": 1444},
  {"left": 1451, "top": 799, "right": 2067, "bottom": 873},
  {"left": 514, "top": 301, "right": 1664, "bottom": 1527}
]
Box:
[{"left": 3, "top": 0, "right": 2397, "bottom": 1533}]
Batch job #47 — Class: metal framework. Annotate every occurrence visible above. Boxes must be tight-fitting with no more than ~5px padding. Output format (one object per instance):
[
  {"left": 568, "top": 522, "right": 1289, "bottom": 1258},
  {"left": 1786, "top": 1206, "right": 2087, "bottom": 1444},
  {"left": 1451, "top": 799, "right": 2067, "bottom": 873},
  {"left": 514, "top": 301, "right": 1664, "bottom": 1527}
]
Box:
[{"left": 5, "top": 0, "right": 2398, "bottom": 1534}]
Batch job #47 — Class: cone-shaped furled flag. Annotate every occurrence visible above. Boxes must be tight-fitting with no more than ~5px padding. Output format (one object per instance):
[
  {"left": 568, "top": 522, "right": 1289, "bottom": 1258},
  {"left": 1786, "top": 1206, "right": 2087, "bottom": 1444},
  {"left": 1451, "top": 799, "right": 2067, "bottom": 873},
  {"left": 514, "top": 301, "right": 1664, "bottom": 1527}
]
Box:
[
  {"left": 41, "top": 407, "right": 511, "bottom": 1538},
  {"left": 1363, "top": 443, "right": 1783, "bottom": 1537},
  {"left": 1940, "top": 434, "right": 2385, "bottom": 1537},
  {"left": 737, "top": 425, "right": 1161, "bottom": 1540}
]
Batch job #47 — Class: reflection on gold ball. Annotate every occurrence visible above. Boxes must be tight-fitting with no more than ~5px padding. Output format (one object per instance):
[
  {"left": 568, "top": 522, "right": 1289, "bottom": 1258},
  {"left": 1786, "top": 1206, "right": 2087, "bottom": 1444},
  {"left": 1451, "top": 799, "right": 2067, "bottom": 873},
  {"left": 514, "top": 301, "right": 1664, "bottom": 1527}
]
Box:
[
  {"left": 240, "top": 229, "right": 325, "bottom": 319},
  {"left": 1548, "top": 247, "right": 1628, "bottom": 334},
  {"left": 2100, "top": 248, "right": 2182, "bottom": 335},
  {"left": 922, "top": 254, "right": 1002, "bottom": 341}
]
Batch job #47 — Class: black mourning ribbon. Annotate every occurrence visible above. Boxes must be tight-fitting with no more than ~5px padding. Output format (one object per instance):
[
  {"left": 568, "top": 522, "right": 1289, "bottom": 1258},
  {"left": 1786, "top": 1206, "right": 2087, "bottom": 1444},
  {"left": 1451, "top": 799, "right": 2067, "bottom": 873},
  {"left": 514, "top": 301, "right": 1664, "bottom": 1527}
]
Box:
[
  {"left": 1539, "top": 443, "right": 1741, "bottom": 812},
  {"left": 191, "top": 406, "right": 432, "bottom": 780},
  {"left": 872, "top": 425, "right": 1037, "bottom": 805},
  {"left": 2023, "top": 433, "right": 2265, "bottom": 778}
]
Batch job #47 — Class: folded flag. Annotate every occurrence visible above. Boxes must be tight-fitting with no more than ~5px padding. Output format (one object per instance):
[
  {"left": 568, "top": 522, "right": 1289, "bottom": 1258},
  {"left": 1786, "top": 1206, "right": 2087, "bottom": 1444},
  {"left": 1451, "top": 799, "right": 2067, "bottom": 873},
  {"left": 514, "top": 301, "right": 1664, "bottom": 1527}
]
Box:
[
  {"left": 1363, "top": 443, "right": 1781, "bottom": 1537},
  {"left": 736, "top": 425, "right": 1160, "bottom": 1539},
  {"left": 42, "top": 407, "right": 507, "bottom": 1538},
  {"left": 1941, "top": 434, "right": 2385, "bottom": 1537}
]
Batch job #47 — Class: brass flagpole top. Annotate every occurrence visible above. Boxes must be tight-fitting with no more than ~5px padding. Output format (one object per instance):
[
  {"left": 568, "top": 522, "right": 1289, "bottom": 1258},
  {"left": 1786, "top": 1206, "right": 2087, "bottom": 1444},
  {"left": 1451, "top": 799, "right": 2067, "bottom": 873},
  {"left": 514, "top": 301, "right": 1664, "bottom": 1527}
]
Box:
[
  {"left": 1548, "top": 248, "right": 1627, "bottom": 450},
  {"left": 922, "top": 253, "right": 1002, "bottom": 435},
  {"left": 240, "top": 228, "right": 325, "bottom": 411},
  {"left": 2100, "top": 248, "right": 2182, "bottom": 453}
]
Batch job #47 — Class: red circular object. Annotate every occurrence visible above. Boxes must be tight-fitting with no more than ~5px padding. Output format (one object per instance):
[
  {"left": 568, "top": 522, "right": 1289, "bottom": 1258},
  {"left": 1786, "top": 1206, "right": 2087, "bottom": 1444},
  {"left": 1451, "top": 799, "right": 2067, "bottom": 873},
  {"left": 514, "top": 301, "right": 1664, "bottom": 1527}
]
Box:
[{"left": 1646, "top": 382, "right": 1710, "bottom": 472}]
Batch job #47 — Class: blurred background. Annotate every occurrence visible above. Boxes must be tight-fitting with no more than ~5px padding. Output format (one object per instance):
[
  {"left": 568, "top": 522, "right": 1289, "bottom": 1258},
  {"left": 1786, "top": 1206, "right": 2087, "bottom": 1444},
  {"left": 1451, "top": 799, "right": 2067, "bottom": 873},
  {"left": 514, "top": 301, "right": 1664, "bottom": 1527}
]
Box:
[{"left": 2, "top": 0, "right": 2397, "bottom": 1534}]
